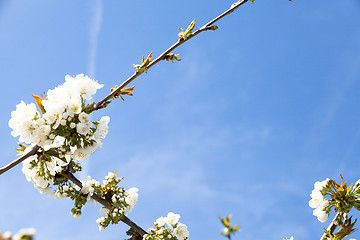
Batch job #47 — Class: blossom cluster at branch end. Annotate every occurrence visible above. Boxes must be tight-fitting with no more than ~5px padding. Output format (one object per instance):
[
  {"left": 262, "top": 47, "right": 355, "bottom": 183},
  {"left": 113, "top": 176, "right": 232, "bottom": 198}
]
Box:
[
  {"left": 8, "top": 75, "right": 141, "bottom": 229},
  {"left": 309, "top": 176, "right": 360, "bottom": 240},
  {"left": 143, "top": 212, "right": 189, "bottom": 240},
  {"left": 9, "top": 74, "right": 109, "bottom": 195}
]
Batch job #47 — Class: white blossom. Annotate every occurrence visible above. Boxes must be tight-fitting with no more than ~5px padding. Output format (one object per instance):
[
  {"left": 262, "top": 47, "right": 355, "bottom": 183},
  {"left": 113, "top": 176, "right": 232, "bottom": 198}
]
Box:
[
  {"left": 32, "top": 174, "right": 50, "bottom": 189},
  {"left": 8, "top": 101, "right": 41, "bottom": 144},
  {"left": 314, "top": 178, "right": 330, "bottom": 191},
  {"left": 76, "top": 122, "right": 91, "bottom": 135},
  {"left": 73, "top": 145, "right": 96, "bottom": 161},
  {"left": 125, "top": 187, "right": 139, "bottom": 206},
  {"left": 309, "top": 178, "right": 330, "bottom": 223},
  {"left": 123, "top": 187, "right": 139, "bottom": 216},
  {"left": 81, "top": 177, "right": 100, "bottom": 195},
  {"left": 9, "top": 101, "right": 38, "bottom": 136},
  {"left": 94, "top": 116, "right": 110, "bottom": 140},
  {"left": 78, "top": 112, "right": 90, "bottom": 123},
  {"left": 155, "top": 216, "right": 167, "bottom": 227},
  {"left": 64, "top": 74, "right": 103, "bottom": 100},
  {"left": 167, "top": 212, "right": 181, "bottom": 226},
  {"left": 173, "top": 223, "right": 189, "bottom": 240},
  {"left": 309, "top": 189, "right": 328, "bottom": 209},
  {"left": 222, "top": 227, "right": 230, "bottom": 235},
  {"left": 313, "top": 207, "right": 329, "bottom": 223},
  {"left": 107, "top": 171, "right": 115, "bottom": 179},
  {"left": 96, "top": 216, "right": 106, "bottom": 231},
  {"left": 72, "top": 212, "right": 81, "bottom": 219}
]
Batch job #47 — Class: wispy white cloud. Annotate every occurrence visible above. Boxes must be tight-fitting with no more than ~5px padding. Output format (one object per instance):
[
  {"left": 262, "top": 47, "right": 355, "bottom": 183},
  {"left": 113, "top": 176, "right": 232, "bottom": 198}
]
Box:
[
  {"left": 88, "top": 0, "right": 102, "bottom": 79},
  {"left": 81, "top": 0, "right": 102, "bottom": 179}
]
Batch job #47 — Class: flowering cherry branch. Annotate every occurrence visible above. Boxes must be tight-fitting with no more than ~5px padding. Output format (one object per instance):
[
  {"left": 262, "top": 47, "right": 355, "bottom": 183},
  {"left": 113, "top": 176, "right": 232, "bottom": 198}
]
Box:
[
  {"left": 0, "top": 0, "right": 249, "bottom": 176},
  {"left": 4, "top": 1, "right": 358, "bottom": 240},
  {"left": 61, "top": 171, "right": 147, "bottom": 236},
  {"left": 1, "top": 1, "right": 253, "bottom": 239}
]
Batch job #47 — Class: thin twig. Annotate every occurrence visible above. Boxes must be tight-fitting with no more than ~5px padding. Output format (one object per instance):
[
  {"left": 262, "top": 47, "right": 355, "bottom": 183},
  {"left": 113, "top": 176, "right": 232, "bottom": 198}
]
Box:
[
  {"left": 0, "top": 144, "right": 40, "bottom": 175},
  {"left": 61, "top": 171, "right": 147, "bottom": 236},
  {"left": 91, "top": 0, "right": 248, "bottom": 111},
  {"left": 320, "top": 212, "right": 339, "bottom": 240}
]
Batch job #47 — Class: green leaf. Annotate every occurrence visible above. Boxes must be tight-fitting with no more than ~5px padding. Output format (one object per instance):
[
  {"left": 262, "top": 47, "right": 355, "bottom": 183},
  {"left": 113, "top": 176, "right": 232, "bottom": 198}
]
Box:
[
  {"left": 232, "top": 226, "right": 241, "bottom": 231},
  {"left": 220, "top": 216, "right": 230, "bottom": 228},
  {"left": 178, "top": 20, "right": 195, "bottom": 40}
]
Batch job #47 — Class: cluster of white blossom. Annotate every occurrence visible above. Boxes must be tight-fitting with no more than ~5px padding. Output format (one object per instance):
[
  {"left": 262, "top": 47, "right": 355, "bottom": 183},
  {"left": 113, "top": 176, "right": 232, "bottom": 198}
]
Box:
[
  {"left": 9, "top": 74, "right": 103, "bottom": 146},
  {"left": 96, "top": 216, "right": 108, "bottom": 231},
  {"left": 143, "top": 212, "right": 189, "bottom": 240},
  {"left": 309, "top": 178, "right": 330, "bottom": 223},
  {"left": 81, "top": 176, "right": 102, "bottom": 204},
  {"left": 21, "top": 153, "right": 67, "bottom": 193},
  {"left": 9, "top": 74, "right": 110, "bottom": 195}
]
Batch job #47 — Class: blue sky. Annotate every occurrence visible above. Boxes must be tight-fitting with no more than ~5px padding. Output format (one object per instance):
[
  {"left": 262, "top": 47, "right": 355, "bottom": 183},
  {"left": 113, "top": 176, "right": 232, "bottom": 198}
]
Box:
[{"left": 1, "top": 0, "right": 360, "bottom": 240}]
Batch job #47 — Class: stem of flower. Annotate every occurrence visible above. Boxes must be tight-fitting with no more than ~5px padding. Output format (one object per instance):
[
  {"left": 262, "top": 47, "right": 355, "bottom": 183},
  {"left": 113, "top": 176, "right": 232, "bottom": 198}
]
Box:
[
  {"left": 61, "top": 171, "right": 147, "bottom": 236},
  {"left": 91, "top": 0, "right": 249, "bottom": 111}
]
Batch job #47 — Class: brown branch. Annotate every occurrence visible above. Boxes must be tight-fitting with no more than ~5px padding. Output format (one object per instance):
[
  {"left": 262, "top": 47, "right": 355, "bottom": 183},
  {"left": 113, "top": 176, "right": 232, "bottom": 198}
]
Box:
[
  {"left": 0, "top": 144, "right": 40, "bottom": 175},
  {"left": 61, "top": 171, "right": 147, "bottom": 236},
  {"left": 320, "top": 212, "right": 340, "bottom": 240},
  {"left": 91, "top": 0, "right": 249, "bottom": 111}
]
